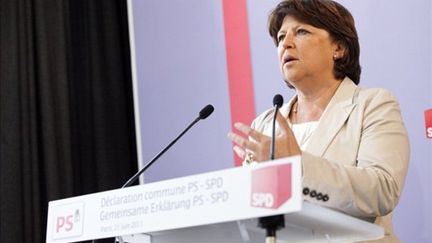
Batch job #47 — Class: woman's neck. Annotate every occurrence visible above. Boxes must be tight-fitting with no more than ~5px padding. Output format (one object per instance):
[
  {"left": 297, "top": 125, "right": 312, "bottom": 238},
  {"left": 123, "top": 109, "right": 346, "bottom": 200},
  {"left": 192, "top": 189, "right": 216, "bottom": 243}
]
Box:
[{"left": 291, "top": 79, "right": 342, "bottom": 123}]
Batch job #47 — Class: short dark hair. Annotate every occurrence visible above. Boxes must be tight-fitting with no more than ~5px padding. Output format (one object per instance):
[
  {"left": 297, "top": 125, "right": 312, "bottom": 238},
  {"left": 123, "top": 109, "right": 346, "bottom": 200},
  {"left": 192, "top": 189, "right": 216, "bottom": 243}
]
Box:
[{"left": 268, "top": 0, "right": 361, "bottom": 84}]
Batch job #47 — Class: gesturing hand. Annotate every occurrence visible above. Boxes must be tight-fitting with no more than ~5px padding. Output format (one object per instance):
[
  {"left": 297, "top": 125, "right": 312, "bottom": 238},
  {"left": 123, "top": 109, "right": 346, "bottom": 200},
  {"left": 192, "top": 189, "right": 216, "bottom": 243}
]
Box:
[{"left": 227, "top": 111, "right": 301, "bottom": 163}]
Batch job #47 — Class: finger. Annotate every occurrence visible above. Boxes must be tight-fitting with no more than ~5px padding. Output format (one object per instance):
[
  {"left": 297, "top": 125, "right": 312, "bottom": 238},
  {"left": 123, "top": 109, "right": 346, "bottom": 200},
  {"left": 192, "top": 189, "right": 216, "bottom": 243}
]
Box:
[
  {"left": 227, "top": 132, "right": 258, "bottom": 151},
  {"left": 232, "top": 145, "right": 246, "bottom": 159},
  {"left": 234, "top": 122, "right": 263, "bottom": 142}
]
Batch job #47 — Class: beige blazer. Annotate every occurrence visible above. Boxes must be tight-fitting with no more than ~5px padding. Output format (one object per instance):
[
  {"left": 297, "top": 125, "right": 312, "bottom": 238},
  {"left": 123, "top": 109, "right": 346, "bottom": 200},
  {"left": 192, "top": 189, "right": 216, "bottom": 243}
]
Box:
[{"left": 251, "top": 77, "right": 410, "bottom": 243}]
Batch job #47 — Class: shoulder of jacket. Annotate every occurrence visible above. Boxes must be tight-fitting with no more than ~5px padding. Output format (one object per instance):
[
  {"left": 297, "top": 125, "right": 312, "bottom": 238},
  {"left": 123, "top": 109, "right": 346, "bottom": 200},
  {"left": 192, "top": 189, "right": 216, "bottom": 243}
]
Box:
[
  {"left": 356, "top": 87, "right": 398, "bottom": 103},
  {"left": 251, "top": 107, "right": 275, "bottom": 131}
]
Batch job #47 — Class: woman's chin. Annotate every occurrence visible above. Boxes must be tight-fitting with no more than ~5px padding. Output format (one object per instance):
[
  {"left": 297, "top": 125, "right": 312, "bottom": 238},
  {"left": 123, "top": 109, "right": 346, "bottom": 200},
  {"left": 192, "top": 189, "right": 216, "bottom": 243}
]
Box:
[{"left": 283, "top": 72, "right": 301, "bottom": 84}]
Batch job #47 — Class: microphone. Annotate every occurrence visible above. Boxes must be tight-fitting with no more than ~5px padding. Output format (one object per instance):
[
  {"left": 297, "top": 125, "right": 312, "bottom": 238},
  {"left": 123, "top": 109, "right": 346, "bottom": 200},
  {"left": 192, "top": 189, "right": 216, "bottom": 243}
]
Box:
[
  {"left": 273, "top": 94, "right": 284, "bottom": 108},
  {"left": 270, "top": 94, "right": 283, "bottom": 160},
  {"left": 121, "top": 104, "right": 214, "bottom": 188},
  {"left": 107, "top": 106, "right": 214, "bottom": 243},
  {"left": 199, "top": 104, "right": 214, "bottom": 119},
  {"left": 110, "top": 106, "right": 214, "bottom": 243},
  {"left": 259, "top": 95, "right": 285, "bottom": 243}
]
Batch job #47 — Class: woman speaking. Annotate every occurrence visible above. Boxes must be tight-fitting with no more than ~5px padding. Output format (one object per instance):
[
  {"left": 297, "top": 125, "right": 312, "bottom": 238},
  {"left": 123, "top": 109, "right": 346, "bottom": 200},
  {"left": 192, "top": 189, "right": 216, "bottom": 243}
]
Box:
[{"left": 228, "top": 1, "right": 410, "bottom": 242}]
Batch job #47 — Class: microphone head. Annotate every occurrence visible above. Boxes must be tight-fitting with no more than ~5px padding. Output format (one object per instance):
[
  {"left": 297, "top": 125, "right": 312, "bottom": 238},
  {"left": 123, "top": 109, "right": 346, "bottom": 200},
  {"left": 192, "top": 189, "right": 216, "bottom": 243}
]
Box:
[
  {"left": 273, "top": 94, "right": 284, "bottom": 108},
  {"left": 199, "top": 104, "right": 214, "bottom": 120}
]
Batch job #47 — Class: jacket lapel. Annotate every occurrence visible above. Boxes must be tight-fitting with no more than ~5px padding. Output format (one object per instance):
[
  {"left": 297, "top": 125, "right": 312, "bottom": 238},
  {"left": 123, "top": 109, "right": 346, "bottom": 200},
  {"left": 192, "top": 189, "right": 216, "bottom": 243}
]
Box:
[{"left": 305, "top": 78, "right": 358, "bottom": 157}]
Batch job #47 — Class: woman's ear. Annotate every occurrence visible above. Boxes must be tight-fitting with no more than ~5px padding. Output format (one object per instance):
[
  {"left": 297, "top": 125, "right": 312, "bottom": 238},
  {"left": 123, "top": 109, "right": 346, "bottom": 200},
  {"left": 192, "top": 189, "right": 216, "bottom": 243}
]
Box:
[{"left": 333, "top": 42, "right": 346, "bottom": 60}]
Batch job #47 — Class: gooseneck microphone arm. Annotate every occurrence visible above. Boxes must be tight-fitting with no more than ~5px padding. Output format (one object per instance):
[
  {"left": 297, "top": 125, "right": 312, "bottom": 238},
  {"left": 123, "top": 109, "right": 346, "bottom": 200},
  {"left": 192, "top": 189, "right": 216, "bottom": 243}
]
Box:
[
  {"left": 259, "top": 94, "right": 284, "bottom": 243},
  {"left": 121, "top": 104, "right": 214, "bottom": 188},
  {"left": 109, "top": 105, "right": 214, "bottom": 243},
  {"left": 270, "top": 94, "right": 284, "bottom": 160}
]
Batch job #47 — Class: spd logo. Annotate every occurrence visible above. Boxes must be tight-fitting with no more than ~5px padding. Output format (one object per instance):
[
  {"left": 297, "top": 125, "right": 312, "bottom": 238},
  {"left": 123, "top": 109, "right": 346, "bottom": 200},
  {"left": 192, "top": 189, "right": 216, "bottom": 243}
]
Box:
[
  {"left": 52, "top": 202, "right": 84, "bottom": 239},
  {"left": 251, "top": 164, "right": 292, "bottom": 209},
  {"left": 425, "top": 109, "right": 432, "bottom": 139}
]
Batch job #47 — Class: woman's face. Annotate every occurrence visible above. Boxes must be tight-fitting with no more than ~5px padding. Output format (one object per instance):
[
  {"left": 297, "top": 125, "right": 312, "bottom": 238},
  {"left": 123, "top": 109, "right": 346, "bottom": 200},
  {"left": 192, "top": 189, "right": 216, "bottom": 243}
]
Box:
[{"left": 277, "top": 16, "right": 340, "bottom": 87}]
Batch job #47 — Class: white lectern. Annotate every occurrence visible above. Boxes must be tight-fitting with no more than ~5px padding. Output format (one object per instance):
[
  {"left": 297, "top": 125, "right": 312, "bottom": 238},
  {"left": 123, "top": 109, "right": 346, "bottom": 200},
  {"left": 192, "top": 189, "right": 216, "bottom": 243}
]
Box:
[{"left": 46, "top": 157, "right": 383, "bottom": 243}]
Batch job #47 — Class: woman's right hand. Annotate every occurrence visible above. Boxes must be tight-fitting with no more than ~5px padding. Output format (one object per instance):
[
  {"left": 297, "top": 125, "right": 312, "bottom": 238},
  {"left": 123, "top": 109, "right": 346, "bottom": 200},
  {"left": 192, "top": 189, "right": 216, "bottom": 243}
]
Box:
[{"left": 227, "top": 111, "right": 301, "bottom": 162}]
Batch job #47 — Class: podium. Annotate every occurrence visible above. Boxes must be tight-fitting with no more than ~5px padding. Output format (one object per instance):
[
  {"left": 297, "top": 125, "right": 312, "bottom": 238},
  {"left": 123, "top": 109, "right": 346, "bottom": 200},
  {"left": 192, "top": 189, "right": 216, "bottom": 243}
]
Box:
[{"left": 46, "top": 157, "right": 384, "bottom": 243}]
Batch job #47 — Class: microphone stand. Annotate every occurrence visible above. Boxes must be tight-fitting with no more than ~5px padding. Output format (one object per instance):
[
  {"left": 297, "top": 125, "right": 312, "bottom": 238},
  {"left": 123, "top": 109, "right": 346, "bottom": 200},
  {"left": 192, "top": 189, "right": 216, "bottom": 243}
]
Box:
[
  {"left": 113, "top": 118, "right": 200, "bottom": 243},
  {"left": 258, "top": 95, "right": 285, "bottom": 243},
  {"left": 122, "top": 104, "right": 214, "bottom": 188},
  {"left": 101, "top": 105, "right": 214, "bottom": 243},
  {"left": 121, "top": 116, "right": 201, "bottom": 188}
]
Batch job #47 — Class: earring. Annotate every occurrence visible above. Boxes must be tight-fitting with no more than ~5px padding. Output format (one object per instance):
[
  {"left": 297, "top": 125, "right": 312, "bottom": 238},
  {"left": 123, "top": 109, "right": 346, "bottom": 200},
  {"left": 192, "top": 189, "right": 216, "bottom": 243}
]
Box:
[{"left": 333, "top": 54, "right": 338, "bottom": 60}]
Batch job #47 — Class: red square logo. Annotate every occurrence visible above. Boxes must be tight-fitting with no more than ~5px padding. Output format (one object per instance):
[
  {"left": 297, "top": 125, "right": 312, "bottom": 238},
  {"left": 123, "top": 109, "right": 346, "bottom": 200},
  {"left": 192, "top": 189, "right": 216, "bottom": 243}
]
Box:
[
  {"left": 425, "top": 109, "right": 432, "bottom": 139},
  {"left": 251, "top": 164, "right": 292, "bottom": 209}
]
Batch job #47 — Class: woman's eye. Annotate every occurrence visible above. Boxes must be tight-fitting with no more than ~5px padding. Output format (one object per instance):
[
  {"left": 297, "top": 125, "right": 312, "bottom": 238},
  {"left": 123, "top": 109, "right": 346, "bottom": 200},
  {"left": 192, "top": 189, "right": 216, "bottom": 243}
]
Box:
[
  {"left": 297, "top": 29, "right": 309, "bottom": 35},
  {"left": 277, "top": 34, "right": 285, "bottom": 43}
]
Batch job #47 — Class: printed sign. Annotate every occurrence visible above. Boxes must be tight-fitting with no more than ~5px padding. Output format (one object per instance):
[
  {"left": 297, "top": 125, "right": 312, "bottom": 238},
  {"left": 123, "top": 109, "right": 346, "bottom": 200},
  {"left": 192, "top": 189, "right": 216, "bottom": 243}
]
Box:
[
  {"left": 46, "top": 157, "right": 301, "bottom": 243},
  {"left": 425, "top": 109, "right": 432, "bottom": 139},
  {"left": 251, "top": 163, "right": 292, "bottom": 209},
  {"left": 51, "top": 202, "right": 84, "bottom": 240}
]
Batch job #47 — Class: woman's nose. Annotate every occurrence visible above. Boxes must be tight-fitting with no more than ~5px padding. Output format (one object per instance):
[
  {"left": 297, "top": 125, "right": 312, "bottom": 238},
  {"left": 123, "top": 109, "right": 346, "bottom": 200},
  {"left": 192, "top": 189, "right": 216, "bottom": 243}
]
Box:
[{"left": 281, "top": 35, "right": 294, "bottom": 49}]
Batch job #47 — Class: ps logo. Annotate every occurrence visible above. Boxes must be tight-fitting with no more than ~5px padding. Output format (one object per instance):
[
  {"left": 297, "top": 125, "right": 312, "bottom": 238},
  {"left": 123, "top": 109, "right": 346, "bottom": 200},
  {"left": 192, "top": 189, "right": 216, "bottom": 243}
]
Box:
[
  {"left": 56, "top": 214, "right": 74, "bottom": 233},
  {"left": 425, "top": 109, "right": 432, "bottom": 139},
  {"left": 52, "top": 202, "right": 84, "bottom": 239},
  {"left": 56, "top": 209, "right": 81, "bottom": 233}
]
